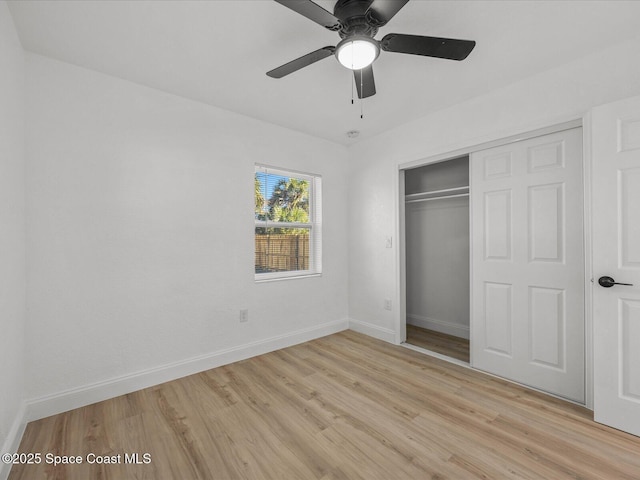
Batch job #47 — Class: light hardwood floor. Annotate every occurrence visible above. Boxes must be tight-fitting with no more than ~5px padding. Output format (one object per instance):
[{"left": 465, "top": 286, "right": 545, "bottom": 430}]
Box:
[
  {"left": 9, "top": 330, "right": 640, "bottom": 479},
  {"left": 406, "top": 324, "right": 470, "bottom": 362}
]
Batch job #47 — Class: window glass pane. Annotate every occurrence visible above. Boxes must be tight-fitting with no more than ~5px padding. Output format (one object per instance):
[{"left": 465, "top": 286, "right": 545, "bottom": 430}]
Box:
[
  {"left": 255, "top": 227, "right": 310, "bottom": 274},
  {"left": 254, "top": 172, "right": 310, "bottom": 223},
  {"left": 255, "top": 171, "right": 267, "bottom": 221}
]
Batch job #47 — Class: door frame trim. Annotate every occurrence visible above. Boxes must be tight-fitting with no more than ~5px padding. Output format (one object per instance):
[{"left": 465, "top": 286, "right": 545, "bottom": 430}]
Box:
[{"left": 395, "top": 118, "right": 593, "bottom": 408}]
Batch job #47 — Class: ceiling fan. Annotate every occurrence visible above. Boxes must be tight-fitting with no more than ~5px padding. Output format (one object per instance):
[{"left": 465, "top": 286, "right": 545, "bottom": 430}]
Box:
[{"left": 266, "top": 0, "right": 476, "bottom": 99}]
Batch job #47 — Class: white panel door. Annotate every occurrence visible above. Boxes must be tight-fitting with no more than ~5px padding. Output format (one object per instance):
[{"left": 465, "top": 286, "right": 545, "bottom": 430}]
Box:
[
  {"left": 471, "top": 128, "right": 585, "bottom": 402},
  {"left": 592, "top": 95, "right": 640, "bottom": 436}
]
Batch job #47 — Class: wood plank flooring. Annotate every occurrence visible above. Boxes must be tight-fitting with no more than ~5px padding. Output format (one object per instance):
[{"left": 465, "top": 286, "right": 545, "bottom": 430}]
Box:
[
  {"left": 9, "top": 330, "right": 640, "bottom": 480},
  {"left": 406, "top": 324, "right": 470, "bottom": 362}
]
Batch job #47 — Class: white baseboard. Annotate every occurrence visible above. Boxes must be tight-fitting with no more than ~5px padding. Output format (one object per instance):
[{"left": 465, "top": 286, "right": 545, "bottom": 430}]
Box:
[
  {"left": 348, "top": 318, "right": 397, "bottom": 343},
  {"left": 25, "top": 319, "right": 349, "bottom": 422},
  {"left": 1, "top": 403, "right": 27, "bottom": 480},
  {"left": 407, "top": 314, "right": 470, "bottom": 340}
]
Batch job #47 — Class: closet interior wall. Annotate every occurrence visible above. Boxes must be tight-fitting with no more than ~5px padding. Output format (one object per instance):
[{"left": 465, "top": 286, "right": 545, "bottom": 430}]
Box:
[{"left": 404, "top": 156, "right": 470, "bottom": 342}]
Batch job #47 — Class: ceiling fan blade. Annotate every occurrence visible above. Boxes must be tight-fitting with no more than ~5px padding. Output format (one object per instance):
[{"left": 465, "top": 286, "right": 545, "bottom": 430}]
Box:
[
  {"left": 267, "top": 46, "right": 335, "bottom": 78},
  {"left": 354, "top": 65, "right": 376, "bottom": 99},
  {"left": 366, "top": 0, "right": 410, "bottom": 26},
  {"left": 274, "top": 0, "right": 341, "bottom": 30},
  {"left": 380, "top": 33, "right": 476, "bottom": 60}
]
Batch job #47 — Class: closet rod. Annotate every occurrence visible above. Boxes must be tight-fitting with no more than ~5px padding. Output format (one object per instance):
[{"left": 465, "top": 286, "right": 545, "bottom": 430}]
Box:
[
  {"left": 405, "top": 192, "right": 470, "bottom": 204},
  {"left": 405, "top": 185, "right": 468, "bottom": 199}
]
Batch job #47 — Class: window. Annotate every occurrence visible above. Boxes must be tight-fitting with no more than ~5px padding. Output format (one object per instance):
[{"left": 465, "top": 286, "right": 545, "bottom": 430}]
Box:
[{"left": 254, "top": 165, "right": 322, "bottom": 280}]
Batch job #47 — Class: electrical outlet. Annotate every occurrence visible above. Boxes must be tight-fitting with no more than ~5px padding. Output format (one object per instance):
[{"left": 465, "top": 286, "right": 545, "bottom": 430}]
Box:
[
  {"left": 239, "top": 309, "right": 249, "bottom": 323},
  {"left": 384, "top": 299, "right": 392, "bottom": 311}
]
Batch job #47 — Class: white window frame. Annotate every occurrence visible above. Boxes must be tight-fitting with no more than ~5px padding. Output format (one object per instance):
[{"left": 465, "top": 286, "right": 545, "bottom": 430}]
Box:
[{"left": 254, "top": 164, "right": 322, "bottom": 282}]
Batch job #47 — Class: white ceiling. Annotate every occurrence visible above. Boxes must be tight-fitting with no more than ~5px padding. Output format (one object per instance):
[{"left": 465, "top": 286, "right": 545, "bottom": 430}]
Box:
[{"left": 8, "top": 0, "right": 640, "bottom": 145}]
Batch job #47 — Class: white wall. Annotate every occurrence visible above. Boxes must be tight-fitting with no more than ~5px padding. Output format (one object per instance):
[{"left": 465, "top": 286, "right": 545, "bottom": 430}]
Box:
[
  {"left": 23, "top": 54, "right": 349, "bottom": 414},
  {"left": 0, "top": 0, "right": 26, "bottom": 470},
  {"left": 347, "top": 34, "right": 640, "bottom": 339}
]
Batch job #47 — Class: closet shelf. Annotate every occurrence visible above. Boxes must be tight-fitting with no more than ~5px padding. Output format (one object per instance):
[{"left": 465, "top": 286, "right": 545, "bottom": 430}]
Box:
[{"left": 405, "top": 185, "right": 469, "bottom": 203}]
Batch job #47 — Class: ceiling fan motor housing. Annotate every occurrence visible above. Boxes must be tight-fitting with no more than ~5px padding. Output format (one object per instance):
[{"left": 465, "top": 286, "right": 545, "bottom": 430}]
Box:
[{"left": 334, "top": 0, "right": 379, "bottom": 39}]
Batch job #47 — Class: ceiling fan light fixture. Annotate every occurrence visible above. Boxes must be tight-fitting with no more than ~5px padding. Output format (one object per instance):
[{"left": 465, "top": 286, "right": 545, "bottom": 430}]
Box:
[{"left": 335, "top": 36, "right": 379, "bottom": 70}]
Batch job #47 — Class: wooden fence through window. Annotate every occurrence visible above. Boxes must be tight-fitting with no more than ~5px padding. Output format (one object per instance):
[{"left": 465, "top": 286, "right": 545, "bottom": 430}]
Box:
[{"left": 255, "top": 233, "right": 310, "bottom": 273}]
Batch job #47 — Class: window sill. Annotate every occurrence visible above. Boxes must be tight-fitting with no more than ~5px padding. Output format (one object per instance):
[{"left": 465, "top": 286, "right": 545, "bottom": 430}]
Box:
[{"left": 255, "top": 273, "right": 322, "bottom": 284}]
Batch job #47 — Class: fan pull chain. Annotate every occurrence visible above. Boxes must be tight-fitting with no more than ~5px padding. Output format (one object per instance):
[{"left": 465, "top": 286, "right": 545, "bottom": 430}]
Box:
[
  {"left": 360, "top": 69, "right": 364, "bottom": 119},
  {"left": 351, "top": 57, "right": 355, "bottom": 105}
]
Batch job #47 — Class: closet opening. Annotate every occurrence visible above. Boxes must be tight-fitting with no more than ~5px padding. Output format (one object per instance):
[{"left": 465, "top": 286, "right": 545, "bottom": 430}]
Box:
[{"left": 403, "top": 156, "right": 470, "bottom": 363}]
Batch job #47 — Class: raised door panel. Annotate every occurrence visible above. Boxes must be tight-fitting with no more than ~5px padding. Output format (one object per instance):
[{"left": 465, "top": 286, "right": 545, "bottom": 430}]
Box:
[
  {"left": 484, "top": 190, "right": 512, "bottom": 261},
  {"left": 529, "top": 287, "right": 565, "bottom": 370},
  {"left": 483, "top": 152, "right": 512, "bottom": 180},
  {"left": 619, "top": 118, "right": 640, "bottom": 152},
  {"left": 620, "top": 299, "right": 640, "bottom": 402},
  {"left": 527, "top": 140, "right": 565, "bottom": 172},
  {"left": 528, "top": 183, "right": 564, "bottom": 263},
  {"left": 619, "top": 168, "right": 640, "bottom": 268},
  {"left": 483, "top": 282, "right": 512, "bottom": 356}
]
